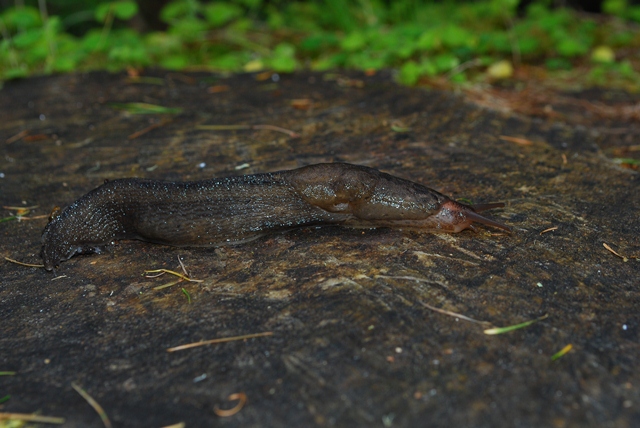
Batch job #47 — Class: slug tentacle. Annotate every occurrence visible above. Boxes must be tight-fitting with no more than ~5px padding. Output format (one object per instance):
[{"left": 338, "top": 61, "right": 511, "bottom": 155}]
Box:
[
  {"left": 41, "top": 163, "right": 509, "bottom": 270},
  {"left": 434, "top": 200, "right": 511, "bottom": 233}
]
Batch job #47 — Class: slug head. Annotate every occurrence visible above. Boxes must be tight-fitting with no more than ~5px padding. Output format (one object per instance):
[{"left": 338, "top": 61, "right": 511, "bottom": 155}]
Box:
[
  {"left": 41, "top": 192, "right": 123, "bottom": 271},
  {"left": 41, "top": 209, "right": 87, "bottom": 271},
  {"left": 430, "top": 200, "right": 511, "bottom": 232}
]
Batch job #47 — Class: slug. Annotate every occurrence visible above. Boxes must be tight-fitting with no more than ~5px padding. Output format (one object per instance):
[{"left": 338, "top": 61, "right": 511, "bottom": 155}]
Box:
[{"left": 41, "top": 163, "right": 509, "bottom": 270}]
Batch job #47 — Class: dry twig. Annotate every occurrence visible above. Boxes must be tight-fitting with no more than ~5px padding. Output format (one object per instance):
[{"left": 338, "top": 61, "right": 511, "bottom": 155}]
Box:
[
  {"left": 213, "top": 393, "right": 247, "bottom": 417},
  {"left": 197, "top": 124, "right": 299, "bottom": 138},
  {"left": 420, "top": 302, "right": 490, "bottom": 326},
  {"left": 167, "top": 332, "right": 273, "bottom": 352},
  {"left": 499, "top": 135, "right": 534, "bottom": 146},
  {"left": 540, "top": 226, "right": 559, "bottom": 235},
  {"left": 603, "top": 243, "right": 630, "bottom": 262},
  {"left": 128, "top": 118, "right": 172, "bottom": 140},
  {"left": 144, "top": 268, "right": 203, "bottom": 283},
  {"left": 4, "top": 257, "right": 44, "bottom": 268}
]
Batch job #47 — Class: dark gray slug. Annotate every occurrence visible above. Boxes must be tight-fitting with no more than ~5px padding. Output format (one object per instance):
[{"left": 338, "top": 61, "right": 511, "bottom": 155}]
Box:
[{"left": 41, "top": 163, "right": 509, "bottom": 270}]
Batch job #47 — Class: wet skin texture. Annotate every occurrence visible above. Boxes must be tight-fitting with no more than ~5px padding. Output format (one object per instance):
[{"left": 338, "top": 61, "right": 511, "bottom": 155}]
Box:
[{"left": 41, "top": 163, "right": 509, "bottom": 270}]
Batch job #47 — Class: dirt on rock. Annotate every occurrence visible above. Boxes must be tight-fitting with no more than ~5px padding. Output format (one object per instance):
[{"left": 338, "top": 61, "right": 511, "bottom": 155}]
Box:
[{"left": 0, "top": 70, "right": 638, "bottom": 428}]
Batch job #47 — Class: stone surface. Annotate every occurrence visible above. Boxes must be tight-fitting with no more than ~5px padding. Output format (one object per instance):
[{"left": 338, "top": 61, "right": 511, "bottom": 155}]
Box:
[{"left": 0, "top": 70, "right": 638, "bottom": 427}]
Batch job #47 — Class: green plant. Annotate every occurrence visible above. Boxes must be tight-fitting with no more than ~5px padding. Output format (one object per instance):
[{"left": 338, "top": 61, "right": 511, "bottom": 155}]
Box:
[{"left": 0, "top": 0, "right": 639, "bottom": 90}]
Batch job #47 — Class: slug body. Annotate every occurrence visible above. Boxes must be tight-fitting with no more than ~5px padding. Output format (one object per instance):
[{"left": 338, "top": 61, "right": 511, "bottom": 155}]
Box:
[{"left": 41, "top": 163, "right": 509, "bottom": 270}]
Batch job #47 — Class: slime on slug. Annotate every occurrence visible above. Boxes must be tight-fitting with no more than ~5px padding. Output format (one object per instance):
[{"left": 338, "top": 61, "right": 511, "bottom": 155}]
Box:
[{"left": 41, "top": 163, "right": 510, "bottom": 270}]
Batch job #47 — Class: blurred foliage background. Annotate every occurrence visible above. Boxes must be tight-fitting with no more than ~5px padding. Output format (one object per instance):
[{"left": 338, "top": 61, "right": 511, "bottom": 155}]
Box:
[{"left": 0, "top": 0, "right": 639, "bottom": 89}]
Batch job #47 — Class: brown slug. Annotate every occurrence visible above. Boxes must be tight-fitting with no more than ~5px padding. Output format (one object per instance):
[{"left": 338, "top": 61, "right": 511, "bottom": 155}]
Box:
[{"left": 41, "top": 163, "right": 509, "bottom": 270}]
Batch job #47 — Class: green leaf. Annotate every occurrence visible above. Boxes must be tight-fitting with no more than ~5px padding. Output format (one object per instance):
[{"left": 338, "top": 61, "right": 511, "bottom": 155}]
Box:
[
  {"left": 440, "top": 24, "right": 476, "bottom": 49},
  {"left": 477, "top": 31, "right": 510, "bottom": 54},
  {"left": 274, "top": 42, "right": 295, "bottom": 57},
  {"left": 324, "top": 0, "right": 356, "bottom": 31},
  {"left": 181, "top": 287, "right": 191, "bottom": 304},
  {"left": 433, "top": 53, "right": 459, "bottom": 73},
  {"left": 517, "top": 37, "right": 541, "bottom": 55},
  {"left": 271, "top": 56, "right": 297, "bottom": 72},
  {"left": 12, "top": 28, "right": 43, "bottom": 48},
  {"left": 550, "top": 344, "right": 573, "bottom": 361},
  {"left": 145, "top": 32, "right": 183, "bottom": 55},
  {"left": 535, "top": 8, "right": 572, "bottom": 31},
  {"left": 265, "top": 5, "right": 284, "bottom": 29},
  {"left": 287, "top": 3, "right": 324, "bottom": 31},
  {"left": 617, "top": 60, "right": 637, "bottom": 78},
  {"left": 484, "top": 314, "right": 548, "bottom": 335},
  {"left": 23, "top": 42, "right": 48, "bottom": 64},
  {"left": 94, "top": 3, "right": 112, "bottom": 22},
  {"left": 160, "top": 0, "right": 201, "bottom": 23},
  {"left": 345, "top": 51, "right": 385, "bottom": 70},
  {"left": 160, "top": 54, "right": 190, "bottom": 70},
  {"left": 53, "top": 54, "right": 78, "bottom": 72},
  {"left": 450, "top": 72, "right": 467, "bottom": 83},
  {"left": 628, "top": 6, "right": 640, "bottom": 22},
  {"left": 81, "top": 29, "right": 103, "bottom": 51},
  {"left": 340, "top": 31, "right": 367, "bottom": 52},
  {"left": 95, "top": 3, "right": 112, "bottom": 22},
  {"left": 108, "top": 44, "right": 150, "bottom": 67},
  {"left": 492, "top": 0, "right": 519, "bottom": 13},
  {"left": 610, "top": 30, "right": 635, "bottom": 46},
  {"left": 114, "top": 1, "right": 139, "bottom": 20},
  {"left": 613, "top": 157, "right": 640, "bottom": 165},
  {"left": 312, "top": 52, "right": 348, "bottom": 70},
  {"left": 399, "top": 61, "right": 421, "bottom": 85},
  {"left": 416, "top": 30, "right": 441, "bottom": 51},
  {"left": 168, "top": 17, "right": 208, "bottom": 42},
  {"left": 239, "top": 0, "right": 262, "bottom": 8},
  {"left": 391, "top": 123, "right": 412, "bottom": 133},
  {"left": 0, "top": 6, "right": 41, "bottom": 29},
  {"left": 557, "top": 38, "right": 589, "bottom": 57},
  {"left": 421, "top": 59, "right": 439, "bottom": 76},
  {"left": 268, "top": 42, "right": 297, "bottom": 72},
  {"left": 208, "top": 52, "right": 248, "bottom": 70},
  {"left": 545, "top": 57, "right": 572, "bottom": 70},
  {"left": 236, "top": 0, "right": 263, "bottom": 9},
  {"left": 51, "top": 33, "right": 88, "bottom": 72},
  {"left": 110, "top": 103, "right": 183, "bottom": 114},
  {"left": 602, "top": 0, "right": 628, "bottom": 16},
  {"left": 96, "top": 1, "right": 138, "bottom": 22},
  {"left": 229, "top": 17, "right": 253, "bottom": 32},
  {"left": 203, "top": 2, "right": 243, "bottom": 27},
  {"left": 396, "top": 44, "right": 416, "bottom": 60},
  {"left": 588, "top": 64, "right": 608, "bottom": 84},
  {"left": 300, "top": 33, "right": 339, "bottom": 53}
]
